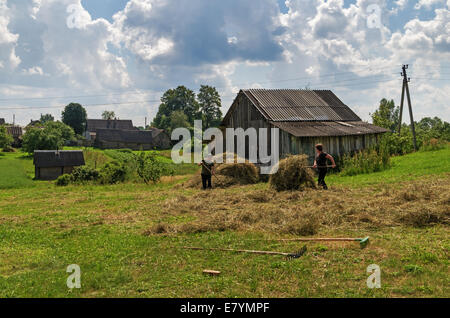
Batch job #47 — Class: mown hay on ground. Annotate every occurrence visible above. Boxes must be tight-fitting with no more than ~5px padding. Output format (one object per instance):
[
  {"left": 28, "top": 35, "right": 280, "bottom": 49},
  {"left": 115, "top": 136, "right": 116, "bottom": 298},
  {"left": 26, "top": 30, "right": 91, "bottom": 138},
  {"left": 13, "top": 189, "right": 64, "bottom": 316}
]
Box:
[
  {"left": 144, "top": 174, "right": 450, "bottom": 236},
  {"left": 269, "top": 155, "right": 316, "bottom": 191}
]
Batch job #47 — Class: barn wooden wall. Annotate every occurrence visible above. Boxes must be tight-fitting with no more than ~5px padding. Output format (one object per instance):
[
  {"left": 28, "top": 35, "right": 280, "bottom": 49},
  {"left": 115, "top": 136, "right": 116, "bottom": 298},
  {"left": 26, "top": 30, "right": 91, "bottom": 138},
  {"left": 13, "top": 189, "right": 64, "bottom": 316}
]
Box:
[{"left": 223, "top": 92, "right": 381, "bottom": 164}]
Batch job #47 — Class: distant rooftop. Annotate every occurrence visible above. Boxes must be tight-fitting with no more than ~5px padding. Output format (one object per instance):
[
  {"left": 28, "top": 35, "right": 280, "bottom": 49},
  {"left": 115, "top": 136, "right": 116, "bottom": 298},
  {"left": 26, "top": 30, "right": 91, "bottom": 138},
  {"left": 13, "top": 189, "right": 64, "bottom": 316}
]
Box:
[{"left": 33, "top": 150, "right": 85, "bottom": 168}]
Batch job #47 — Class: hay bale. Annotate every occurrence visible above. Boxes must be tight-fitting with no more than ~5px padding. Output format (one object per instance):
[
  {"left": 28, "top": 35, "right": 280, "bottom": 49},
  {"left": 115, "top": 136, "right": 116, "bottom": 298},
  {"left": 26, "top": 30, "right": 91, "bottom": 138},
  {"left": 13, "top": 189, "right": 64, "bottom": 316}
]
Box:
[
  {"left": 269, "top": 154, "right": 316, "bottom": 191},
  {"left": 183, "top": 154, "right": 259, "bottom": 188}
]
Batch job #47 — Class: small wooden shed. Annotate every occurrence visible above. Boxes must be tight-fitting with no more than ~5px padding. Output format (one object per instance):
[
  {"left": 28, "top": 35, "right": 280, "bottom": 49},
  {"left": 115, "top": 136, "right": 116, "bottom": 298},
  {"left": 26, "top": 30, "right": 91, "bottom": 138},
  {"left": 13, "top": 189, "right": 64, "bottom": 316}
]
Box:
[
  {"left": 33, "top": 150, "right": 85, "bottom": 180},
  {"left": 222, "top": 89, "right": 388, "bottom": 162}
]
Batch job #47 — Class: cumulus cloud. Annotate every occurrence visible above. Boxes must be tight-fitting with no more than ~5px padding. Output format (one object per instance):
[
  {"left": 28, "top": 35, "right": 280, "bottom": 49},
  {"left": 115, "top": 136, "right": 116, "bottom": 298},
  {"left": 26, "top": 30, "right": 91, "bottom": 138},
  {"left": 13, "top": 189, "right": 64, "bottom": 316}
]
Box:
[
  {"left": 112, "top": 0, "right": 285, "bottom": 66},
  {"left": 0, "top": 0, "right": 20, "bottom": 70},
  {"left": 414, "top": 0, "right": 445, "bottom": 10},
  {"left": 3, "top": 0, "right": 130, "bottom": 90},
  {"left": 0, "top": 0, "right": 449, "bottom": 125}
]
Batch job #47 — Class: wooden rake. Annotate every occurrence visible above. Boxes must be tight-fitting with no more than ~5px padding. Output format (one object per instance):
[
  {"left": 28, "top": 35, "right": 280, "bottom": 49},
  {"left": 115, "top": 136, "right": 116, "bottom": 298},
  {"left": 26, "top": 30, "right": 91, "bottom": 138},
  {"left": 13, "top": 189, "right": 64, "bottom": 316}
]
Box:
[
  {"left": 258, "top": 237, "right": 370, "bottom": 249},
  {"left": 183, "top": 245, "right": 307, "bottom": 259}
]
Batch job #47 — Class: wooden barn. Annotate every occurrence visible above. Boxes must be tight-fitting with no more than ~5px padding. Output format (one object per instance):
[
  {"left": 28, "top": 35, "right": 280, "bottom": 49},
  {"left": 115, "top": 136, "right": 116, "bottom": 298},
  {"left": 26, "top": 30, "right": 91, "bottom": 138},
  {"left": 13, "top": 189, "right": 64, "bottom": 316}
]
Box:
[
  {"left": 34, "top": 150, "right": 85, "bottom": 180},
  {"left": 84, "top": 119, "right": 136, "bottom": 141},
  {"left": 94, "top": 128, "right": 171, "bottom": 150},
  {"left": 222, "top": 89, "right": 388, "bottom": 162}
]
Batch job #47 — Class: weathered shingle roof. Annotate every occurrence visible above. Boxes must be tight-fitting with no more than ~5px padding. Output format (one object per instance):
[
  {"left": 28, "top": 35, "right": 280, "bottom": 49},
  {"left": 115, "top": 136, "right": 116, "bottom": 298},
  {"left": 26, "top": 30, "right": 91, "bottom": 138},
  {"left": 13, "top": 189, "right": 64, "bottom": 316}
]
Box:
[
  {"left": 34, "top": 150, "right": 85, "bottom": 168},
  {"left": 95, "top": 129, "right": 153, "bottom": 144},
  {"left": 240, "top": 89, "right": 361, "bottom": 122},
  {"left": 86, "top": 119, "right": 134, "bottom": 132},
  {"left": 271, "top": 121, "right": 388, "bottom": 137}
]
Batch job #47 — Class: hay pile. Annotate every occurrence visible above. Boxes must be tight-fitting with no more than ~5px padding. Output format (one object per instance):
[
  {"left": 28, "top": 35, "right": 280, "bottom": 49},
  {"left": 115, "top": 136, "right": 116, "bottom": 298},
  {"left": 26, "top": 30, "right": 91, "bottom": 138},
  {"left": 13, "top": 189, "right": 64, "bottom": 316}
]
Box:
[
  {"left": 184, "top": 154, "right": 259, "bottom": 188},
  {"left": 269, "top": 154, "right": 316, "bottom": 191}
]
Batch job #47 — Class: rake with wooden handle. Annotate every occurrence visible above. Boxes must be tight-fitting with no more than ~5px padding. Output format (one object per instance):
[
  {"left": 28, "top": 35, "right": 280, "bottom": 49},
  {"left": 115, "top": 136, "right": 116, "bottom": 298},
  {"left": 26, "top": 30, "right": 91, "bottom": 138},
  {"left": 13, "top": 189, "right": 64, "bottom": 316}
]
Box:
[
  {"left": 261, "top": 237, "right": 370, "bottom": 249},
  {"left": 183, "top": 245, "right": 307, "bottom": 259}
]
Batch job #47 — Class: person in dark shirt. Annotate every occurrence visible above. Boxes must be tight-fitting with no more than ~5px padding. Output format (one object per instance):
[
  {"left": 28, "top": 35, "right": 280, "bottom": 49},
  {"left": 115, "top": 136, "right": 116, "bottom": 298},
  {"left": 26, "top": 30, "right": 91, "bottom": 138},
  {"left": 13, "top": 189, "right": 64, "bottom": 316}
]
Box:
[
  {"left": 313, "top": 144, "right": 336, "bottom": 190},
  {"left": 198, "top": 155, "right": 215, "bottom": 190}
]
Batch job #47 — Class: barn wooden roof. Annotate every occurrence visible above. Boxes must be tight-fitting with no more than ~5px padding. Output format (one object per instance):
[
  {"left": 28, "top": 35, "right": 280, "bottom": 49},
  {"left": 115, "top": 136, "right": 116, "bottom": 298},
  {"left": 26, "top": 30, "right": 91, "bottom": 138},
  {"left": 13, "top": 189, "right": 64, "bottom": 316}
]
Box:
[
  {"left": 240, "top": 89, "right": 361, "bottom": 122},
  {"left": 34, "top": 150, "right": 85, "bottom": 168},
  {"left": 86, "top": 119, "right": 134, "bottom": 132},
  {"left": 272, "top": 121, "right": 388, "bottom": 137},
  {"left": 223, "top": 89, "right": 388, "bottom": 137},
  {"left": 95, "top": 129, "right": 153, "bottom": 144}
]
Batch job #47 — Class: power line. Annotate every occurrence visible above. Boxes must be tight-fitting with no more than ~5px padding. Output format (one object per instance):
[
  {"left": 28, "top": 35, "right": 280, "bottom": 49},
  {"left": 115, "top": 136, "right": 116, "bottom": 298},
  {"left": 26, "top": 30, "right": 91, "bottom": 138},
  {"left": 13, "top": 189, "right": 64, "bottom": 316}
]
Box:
[
  {"left": 0, "top": 76, "right": 408, "bottom": 110},
  {"left": 0, "top": 66, "right": 398, "bottom": 103}
]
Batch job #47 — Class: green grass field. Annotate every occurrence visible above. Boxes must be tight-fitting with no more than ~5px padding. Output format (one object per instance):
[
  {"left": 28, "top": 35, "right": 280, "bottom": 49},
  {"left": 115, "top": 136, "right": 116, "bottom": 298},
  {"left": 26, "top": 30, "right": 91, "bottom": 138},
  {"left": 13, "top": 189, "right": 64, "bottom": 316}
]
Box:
[{"left": 0, "top": 147, "right": 448, "bottom": 298}]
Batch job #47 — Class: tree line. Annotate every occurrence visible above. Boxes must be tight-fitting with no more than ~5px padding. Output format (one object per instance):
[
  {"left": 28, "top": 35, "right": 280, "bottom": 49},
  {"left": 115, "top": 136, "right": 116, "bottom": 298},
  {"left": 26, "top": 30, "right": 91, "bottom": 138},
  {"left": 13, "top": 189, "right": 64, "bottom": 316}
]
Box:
[
  {"left": 0, "top": 84, "right": 223, "bottom": 153},
  {"left": 371, "top": 98, "right": 450, "bottom": 154}
]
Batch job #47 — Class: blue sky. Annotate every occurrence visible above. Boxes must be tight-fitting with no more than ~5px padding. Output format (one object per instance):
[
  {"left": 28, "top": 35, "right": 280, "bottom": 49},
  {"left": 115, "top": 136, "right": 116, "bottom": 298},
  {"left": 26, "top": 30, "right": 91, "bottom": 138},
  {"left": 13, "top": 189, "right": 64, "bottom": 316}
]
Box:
[{"left": 0, "top": 0, "right": 449, "bottom": 127}]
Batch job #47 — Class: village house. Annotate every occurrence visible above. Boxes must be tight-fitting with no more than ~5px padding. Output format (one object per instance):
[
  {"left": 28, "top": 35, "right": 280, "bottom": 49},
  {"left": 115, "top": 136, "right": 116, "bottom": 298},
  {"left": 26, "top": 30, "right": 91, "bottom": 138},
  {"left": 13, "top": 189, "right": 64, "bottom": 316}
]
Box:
[
  {"left": 84, "top": 119, "right": 136, "bottom": 141},
  {"left": 94, "top": 128, "right": 171, "bottom": 150},
  {"left": 221, "top": 89, "right": 388, "bottom": 162},
  {"left": 33, "top": 150, "right": 85, "bottom": 180}
]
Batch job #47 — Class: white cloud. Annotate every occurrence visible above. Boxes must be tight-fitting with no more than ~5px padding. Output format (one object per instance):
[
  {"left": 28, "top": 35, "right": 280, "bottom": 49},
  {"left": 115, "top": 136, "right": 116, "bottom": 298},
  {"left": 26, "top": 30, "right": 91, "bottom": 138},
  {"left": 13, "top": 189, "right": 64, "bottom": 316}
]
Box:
[
  {"left": 0, "top": 0, "right": 20, "bottom": 70},
  {"left": 0, "top": 0, "right": 449, "bottom": 125},
  {"left": 414, "top": 0, "right": 445, "bottom": 10}
]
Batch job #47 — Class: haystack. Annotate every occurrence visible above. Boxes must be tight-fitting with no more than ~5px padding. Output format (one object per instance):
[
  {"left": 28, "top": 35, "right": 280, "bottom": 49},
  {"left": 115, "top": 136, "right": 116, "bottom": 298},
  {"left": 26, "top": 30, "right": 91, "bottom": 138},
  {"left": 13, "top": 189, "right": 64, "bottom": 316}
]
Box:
[
  {"left": 269, "top": 154, "right": 316, "bottom": 191},
  {"left": 184, "top": 153, "right": 259, "bottom": 188}
]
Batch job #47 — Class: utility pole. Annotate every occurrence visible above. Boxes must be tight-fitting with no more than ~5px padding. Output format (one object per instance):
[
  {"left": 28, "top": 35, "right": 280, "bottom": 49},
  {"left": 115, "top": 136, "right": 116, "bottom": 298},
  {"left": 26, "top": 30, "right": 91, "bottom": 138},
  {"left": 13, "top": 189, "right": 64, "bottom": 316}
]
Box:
[{"left": 398, "top": 64, "right": 417, "bottom": 151}]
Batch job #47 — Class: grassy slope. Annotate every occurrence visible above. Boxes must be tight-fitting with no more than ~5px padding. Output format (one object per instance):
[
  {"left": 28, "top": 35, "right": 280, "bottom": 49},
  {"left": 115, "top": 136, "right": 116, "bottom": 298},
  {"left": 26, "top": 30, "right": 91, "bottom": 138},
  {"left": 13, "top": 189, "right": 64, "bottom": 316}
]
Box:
[
  {"left": 0, "top": 148, "right": 448, "bottom": 298},
  {"left": 0, "top": 153, "right": 35, "bottom": 189},
  {"left": 327, "top": 147, "right": 450, "bottom": 187}
]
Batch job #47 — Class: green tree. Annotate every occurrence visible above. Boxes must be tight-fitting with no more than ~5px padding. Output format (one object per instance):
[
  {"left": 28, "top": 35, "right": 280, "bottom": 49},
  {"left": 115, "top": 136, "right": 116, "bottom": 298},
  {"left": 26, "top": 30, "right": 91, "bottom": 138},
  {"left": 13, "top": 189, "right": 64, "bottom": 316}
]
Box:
[
  {"left": 102, "top": 110, "right": 115, "bottom": 120},
  {"left": 44, "top": 121, "right": 75, "bottom": 141},
  {"left": 417, "top": 117, "right": 450, "bottom": 141},
  {"left": 169, "top": 110, "right": 190, "bottom": 133},
  {"left": 0, "top": 125, "right": 13, "bottom": 149},
  {"left": 371, "top": 98, "right": 399, "bottom": 132},
  {"left": 22, "top": 121, "right": 75, "bottom": 154},
  {"left": 152, "top": 86, "right": 199, "bottom": 130},
  {"left": 62, "top": 103, "right": 87, "bottom": 135},
  {"left": 197, "top": 85, "right": 222, "bottom": 129},
  {"left": 22, "top": 128, "right": 62, "bottom": 154},
  {"left": 40, "top": 113, "right": 54, "bottom": 124}
]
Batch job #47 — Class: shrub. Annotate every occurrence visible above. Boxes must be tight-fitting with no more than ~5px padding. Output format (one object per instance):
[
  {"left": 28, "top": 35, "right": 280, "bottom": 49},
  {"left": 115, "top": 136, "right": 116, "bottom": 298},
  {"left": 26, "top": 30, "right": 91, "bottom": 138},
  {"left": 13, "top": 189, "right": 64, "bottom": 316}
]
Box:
[
  {"left": 72, "top": 166, "right": 100, "bottom": 182},
  {"left": 56, "top": 174, "right": 73, "bottom": 186},
  {"left": 100, "top": 161, "right": 127, "bottom": 184},
  {"left": 135, "top": 151, "right": 168, "bottom": 184},
  {"left": 0, "top": 125, "right": 13, "bottom": 149},
  {"left": 2, "top": 145, "right": 15, "bottom": 152},
  {"left": 421, "top": 138, "right": 446, "bottom": 152},
  {"left": 269, "top": 154, "right": 316, "bottom": 191},
  {"left": 340, "top": 148, "right": 391, "bottom": 177}
]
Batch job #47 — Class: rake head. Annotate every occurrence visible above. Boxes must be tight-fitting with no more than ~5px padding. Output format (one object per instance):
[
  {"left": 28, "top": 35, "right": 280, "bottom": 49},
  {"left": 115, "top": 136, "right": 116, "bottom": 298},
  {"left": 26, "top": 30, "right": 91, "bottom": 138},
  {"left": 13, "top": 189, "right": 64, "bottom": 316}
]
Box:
[
  {"left": 286, "top": 245, "right": 307, "bottom": 259},
  {"left": 359, "top": 237, "right": 370, "bottom": 249}
]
